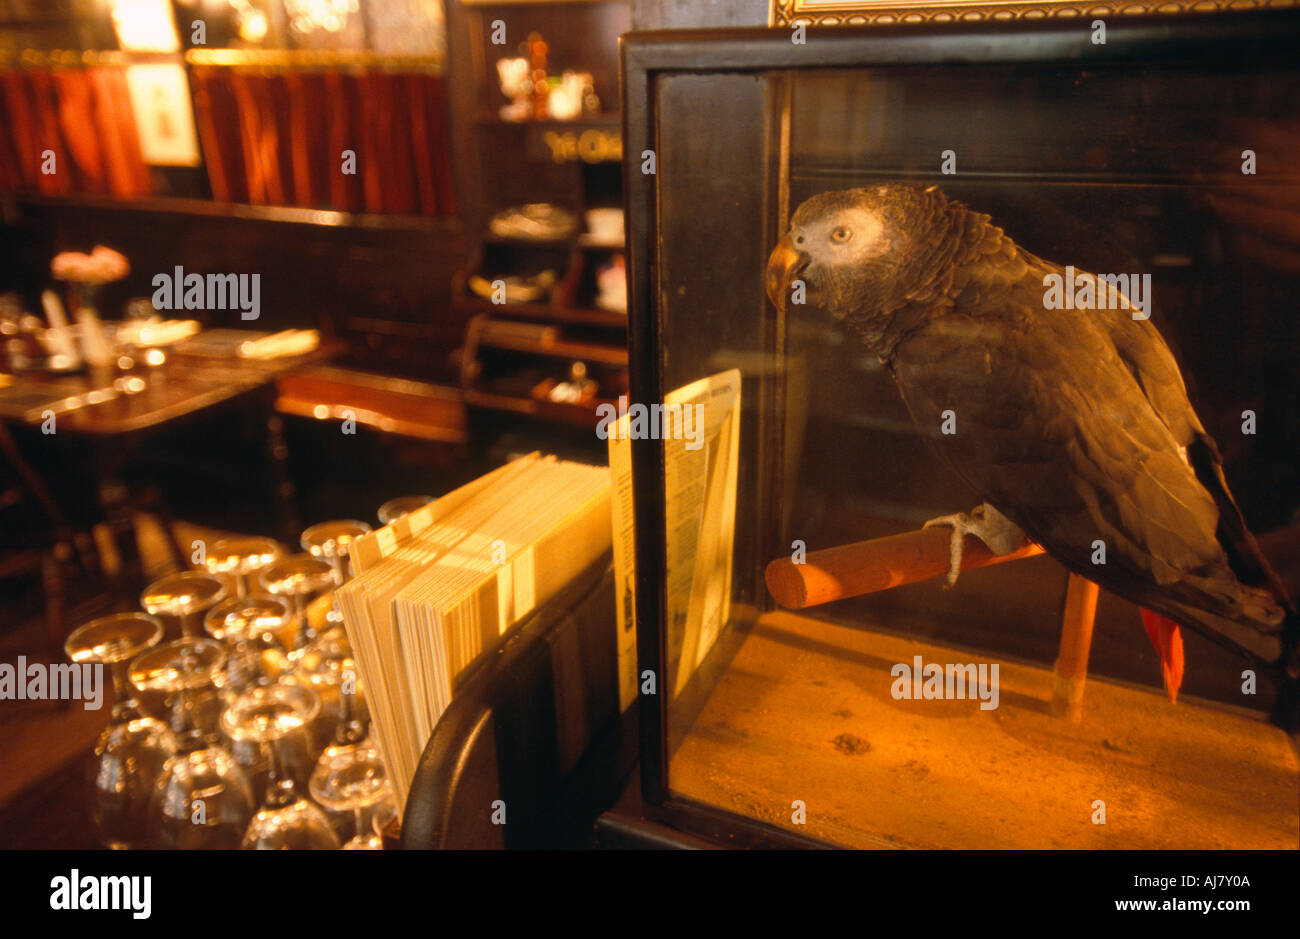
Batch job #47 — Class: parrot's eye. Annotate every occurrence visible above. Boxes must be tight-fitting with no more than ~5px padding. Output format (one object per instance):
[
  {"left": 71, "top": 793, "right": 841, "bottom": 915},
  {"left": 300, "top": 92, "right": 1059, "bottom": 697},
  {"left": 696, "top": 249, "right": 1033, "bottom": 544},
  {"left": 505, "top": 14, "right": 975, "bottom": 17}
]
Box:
[{"left": 830, "top": 226, "right": 852, "bottom": 244}]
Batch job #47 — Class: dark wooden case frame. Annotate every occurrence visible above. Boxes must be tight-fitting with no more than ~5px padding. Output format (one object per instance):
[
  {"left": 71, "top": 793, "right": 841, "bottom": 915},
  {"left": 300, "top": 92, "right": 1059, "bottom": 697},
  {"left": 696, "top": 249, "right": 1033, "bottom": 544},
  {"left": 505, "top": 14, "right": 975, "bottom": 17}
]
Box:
[{"left": 620, "top": 10, "right": 1300, "bottom": 844}]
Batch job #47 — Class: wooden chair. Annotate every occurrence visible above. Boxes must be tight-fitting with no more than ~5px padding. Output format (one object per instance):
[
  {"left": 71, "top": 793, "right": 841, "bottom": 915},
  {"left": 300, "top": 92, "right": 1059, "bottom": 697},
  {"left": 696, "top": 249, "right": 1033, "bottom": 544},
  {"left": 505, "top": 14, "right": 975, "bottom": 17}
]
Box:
[{"left": 0, "top": 420, "right": 94, "bottom": 650}]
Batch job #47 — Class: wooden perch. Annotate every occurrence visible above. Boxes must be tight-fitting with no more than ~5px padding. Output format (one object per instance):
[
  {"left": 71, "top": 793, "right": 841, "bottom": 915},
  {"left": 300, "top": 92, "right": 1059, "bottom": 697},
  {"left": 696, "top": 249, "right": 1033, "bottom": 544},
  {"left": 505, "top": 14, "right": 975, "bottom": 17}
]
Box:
[
  {"left": 764, "top": 527, "right": 1044, "bottom": 610},
  {"left": 764, "top": 526, "right": 1102, "bottom": 723}
]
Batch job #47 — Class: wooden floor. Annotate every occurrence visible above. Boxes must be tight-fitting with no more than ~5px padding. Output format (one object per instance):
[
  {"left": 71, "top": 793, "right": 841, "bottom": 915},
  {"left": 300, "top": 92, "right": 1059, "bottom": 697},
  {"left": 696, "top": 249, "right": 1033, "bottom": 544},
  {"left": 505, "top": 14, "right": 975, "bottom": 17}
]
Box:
[{"left": 670, "top": 611, "right": 1300, "bottom": 849}]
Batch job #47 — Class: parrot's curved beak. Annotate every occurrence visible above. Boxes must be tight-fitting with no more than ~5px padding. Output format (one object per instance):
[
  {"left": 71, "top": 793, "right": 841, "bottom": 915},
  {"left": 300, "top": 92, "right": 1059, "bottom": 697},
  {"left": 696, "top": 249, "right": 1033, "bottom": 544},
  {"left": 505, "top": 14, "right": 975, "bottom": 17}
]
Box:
[{"left": 766, "top": 236, "right": 805, "bottom": 314}]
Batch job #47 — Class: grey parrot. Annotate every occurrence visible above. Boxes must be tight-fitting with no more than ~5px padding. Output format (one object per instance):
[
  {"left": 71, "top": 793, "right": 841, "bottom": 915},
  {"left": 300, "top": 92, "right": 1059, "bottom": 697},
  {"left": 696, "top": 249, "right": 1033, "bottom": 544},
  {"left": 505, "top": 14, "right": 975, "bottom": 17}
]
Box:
[{"left": 765, "top": 184, "right": 1297, "bottom": 719}]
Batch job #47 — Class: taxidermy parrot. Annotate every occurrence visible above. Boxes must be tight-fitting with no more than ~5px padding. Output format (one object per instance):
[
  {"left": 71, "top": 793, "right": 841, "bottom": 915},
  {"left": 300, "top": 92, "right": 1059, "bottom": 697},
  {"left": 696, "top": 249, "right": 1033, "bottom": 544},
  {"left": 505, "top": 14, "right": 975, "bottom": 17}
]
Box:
[{"left": 765, "top": 184, "right": 1298, "bottom": 723}]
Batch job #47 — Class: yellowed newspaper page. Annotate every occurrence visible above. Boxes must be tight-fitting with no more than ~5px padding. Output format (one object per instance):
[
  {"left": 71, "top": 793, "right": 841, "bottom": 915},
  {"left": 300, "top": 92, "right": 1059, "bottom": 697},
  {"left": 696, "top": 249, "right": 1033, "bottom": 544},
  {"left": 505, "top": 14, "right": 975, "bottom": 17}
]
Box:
[{"left": 608, "top": 369, "right": 742, "bottom": 702}]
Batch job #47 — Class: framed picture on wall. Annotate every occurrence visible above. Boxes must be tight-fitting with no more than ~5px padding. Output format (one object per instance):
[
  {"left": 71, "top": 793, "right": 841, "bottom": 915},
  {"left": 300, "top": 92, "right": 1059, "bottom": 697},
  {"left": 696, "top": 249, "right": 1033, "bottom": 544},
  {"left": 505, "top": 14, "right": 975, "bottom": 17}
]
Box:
[
  {"left": 124, "top": 63, "right": 201, "bottom": 167},
  {"left": 770, "top": 0, "right": 1297, "bottom": 26}
]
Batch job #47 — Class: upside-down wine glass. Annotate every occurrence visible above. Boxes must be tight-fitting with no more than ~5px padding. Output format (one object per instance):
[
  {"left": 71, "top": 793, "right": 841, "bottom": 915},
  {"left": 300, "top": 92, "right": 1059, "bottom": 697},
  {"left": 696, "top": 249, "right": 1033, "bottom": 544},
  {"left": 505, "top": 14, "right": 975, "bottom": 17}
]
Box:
[
  {"left": 259, "top": 554, "right": 335, "bottom": 658},
  {"left": 140, "top": 570, "right": 228, "bottom": 638},
  {"left": 376, "top": 495, "right": 434, "bottom": 526},
  {"left": 309, "top": 664, "right": 394, "bottom": 849},
  {"left": 64, "top": 613, "right": 176, "bottom": 850},
  {"left": 223, "top": 683, "right": 340, "bottom": 849},
  {"left": 302, "top": 519, "right": 371, "bottom": 634},
  {"left": 293, "top": 626, "right": 359, "bottom": 758},
  {"left": 133, "top": 638, "right": 255, "bottom": 849},
  {"left": 205, "top": 536, "right": 282, "bottom": 599},
  {"left": 203, "top": 594, "right": 295, "bottom": 694},
  {"left": 301, "top": 520, "right": 371, "bottom": 586},
  {"left": 205, "top": 596, "right": 316, "bottom": 802}
]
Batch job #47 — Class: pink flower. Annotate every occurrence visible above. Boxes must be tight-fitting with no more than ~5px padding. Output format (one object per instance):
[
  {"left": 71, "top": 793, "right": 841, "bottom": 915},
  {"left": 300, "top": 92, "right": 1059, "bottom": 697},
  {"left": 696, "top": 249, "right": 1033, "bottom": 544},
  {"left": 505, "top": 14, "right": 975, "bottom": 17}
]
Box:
[{"left": 50, "top": 245, "right": 130, "bottom": 284}]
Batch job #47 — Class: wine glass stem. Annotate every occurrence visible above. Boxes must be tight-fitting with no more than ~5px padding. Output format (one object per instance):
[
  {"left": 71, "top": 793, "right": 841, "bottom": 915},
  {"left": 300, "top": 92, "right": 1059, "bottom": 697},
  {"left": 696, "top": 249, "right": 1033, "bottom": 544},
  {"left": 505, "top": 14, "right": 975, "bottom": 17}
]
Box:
[
  {"left": 264, "top": 737, "right": 298, "bottom": 808},
  {"left": 109, "top": 659, "right": 130, "bottom": 702},
  {"left": 292, "top": 596, "right": 306, "bottom": 642},
  {"left": 170, "top": 688, "right": 205, "bottom": 752},
  {"left": 354, "top": 806, "right": 365, "bottom": 841},
  {"left": 181, "top": 611, "right": 200, "bottom": 638},
  {"left": 108, "top": 659, "right": 140, "bottom": 722}
]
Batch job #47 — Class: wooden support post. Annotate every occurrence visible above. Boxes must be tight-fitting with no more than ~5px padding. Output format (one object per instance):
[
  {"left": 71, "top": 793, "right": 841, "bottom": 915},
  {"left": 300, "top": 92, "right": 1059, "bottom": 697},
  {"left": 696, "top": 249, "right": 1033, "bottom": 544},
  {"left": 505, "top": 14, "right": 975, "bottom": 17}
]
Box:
[{"left": 1051, "top": 573, "right": 1100, "bottom": 722}]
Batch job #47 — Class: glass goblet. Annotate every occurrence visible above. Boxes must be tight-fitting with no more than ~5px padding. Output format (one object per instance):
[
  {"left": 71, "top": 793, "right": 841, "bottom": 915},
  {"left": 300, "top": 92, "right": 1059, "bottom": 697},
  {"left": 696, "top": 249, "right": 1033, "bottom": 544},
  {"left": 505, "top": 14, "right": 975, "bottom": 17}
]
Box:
[
  {"left": 259, "top": 554, "right": 335, "bottom": 656},
  {"left": 140, "top": 570, "right": 228, "bottom": 639},
  {"left": 64, "top": 612, "right": 176, "bottom": 850},
  {"left": 136, "top": 639, "right": 255, "bottom": 849},
  {"left": 310, "top": 740, "right": 394, "bottom": 850},
  {"left": 301, "top": 520, "right": 370, "bottom": 635},
  {"left": 301, "top": 519, "right": 372, "bottom": 586},
  {"left": 309, "top": 667, "right": 390, "bottom": 851},
  {"left": 131, "top": 636, "right": 230, "bottom": 739},
  {"left": 206, "top": 596, "right": 315, "bottom": 802},
  {"left": 223, "top": 684, "right": 340, "bottom": 850},
  {"left": 377, "top": 495, "right": 434, "bottom": 526},
  {"left": 370, "top": 792, "right": 399, "bottom": 846},
  {"left": 203, "top": 594, "right": 294, "bottom": 694},
  {"left": 204, "top": 536, "right": 282, "bottom": 599},
  {"left": 293, "top": 627, "right": 361, "bottom": 756}
]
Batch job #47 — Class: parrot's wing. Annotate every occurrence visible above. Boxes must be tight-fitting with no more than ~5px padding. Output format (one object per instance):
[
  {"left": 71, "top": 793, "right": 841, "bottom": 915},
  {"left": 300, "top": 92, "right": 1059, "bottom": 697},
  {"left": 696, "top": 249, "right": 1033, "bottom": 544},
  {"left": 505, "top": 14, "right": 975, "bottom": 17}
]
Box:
[
  {"left": 1104, "top": 309, "right": 1293, "bottom": 609},
  {"left": 888, "top": 268, "right": 1285, "bottom": 662}
]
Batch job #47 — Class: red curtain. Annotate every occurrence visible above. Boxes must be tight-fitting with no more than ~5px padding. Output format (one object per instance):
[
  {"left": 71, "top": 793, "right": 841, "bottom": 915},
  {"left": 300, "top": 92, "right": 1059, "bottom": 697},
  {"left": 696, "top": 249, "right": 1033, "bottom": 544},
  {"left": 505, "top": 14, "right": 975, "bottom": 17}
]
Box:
[
  {"left": 0, "top": 62, "right": 455, "bottom": 217},
  {"left": 191, "top": 65, "right": 455, "bottom": 217},
  {"left": 0, "top": 65, "right": 151, "bottom": 199}
]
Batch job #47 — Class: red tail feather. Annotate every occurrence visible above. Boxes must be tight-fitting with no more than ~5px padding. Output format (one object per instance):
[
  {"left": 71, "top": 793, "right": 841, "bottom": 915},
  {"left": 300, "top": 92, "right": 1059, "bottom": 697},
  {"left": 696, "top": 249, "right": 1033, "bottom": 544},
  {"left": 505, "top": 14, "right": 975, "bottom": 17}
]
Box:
[{"left": 1141, "top": 609, "right": 1185, "bottom": 704}]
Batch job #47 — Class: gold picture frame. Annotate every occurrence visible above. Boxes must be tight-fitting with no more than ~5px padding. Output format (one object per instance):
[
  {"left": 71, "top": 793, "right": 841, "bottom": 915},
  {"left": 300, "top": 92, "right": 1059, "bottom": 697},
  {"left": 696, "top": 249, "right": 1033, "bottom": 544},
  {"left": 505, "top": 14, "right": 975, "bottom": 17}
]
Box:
[{"left": 771, "top": 0, "right": 1298, "bottom": 27}]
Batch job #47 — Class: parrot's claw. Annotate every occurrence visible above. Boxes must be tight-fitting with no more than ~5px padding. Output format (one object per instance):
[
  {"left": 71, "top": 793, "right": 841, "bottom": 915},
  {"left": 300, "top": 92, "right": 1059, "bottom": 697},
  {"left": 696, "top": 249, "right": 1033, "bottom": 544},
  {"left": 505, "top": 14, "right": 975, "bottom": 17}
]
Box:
[
  {"left": 922, "top": 503, "right": 1025, "bottom": 590},
  {"left": 922, "top": 513, "right": 968, "bottom": 589}
]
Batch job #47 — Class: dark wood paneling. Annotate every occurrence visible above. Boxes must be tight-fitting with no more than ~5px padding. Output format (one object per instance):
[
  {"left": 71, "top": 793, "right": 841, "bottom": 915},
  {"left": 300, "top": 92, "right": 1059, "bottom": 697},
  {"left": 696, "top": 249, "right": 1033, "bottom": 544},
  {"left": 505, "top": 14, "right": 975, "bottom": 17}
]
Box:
[{"left": 1, "top": 197, "right": 473, "bottom": 382}]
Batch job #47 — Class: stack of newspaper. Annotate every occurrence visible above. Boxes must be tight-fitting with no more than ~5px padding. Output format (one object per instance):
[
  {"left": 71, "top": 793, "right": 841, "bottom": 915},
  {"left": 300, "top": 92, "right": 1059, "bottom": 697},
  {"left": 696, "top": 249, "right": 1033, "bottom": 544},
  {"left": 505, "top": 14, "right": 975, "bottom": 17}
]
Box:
[{"left": 335, "top": 453, "right": 612, "bottom": 806}]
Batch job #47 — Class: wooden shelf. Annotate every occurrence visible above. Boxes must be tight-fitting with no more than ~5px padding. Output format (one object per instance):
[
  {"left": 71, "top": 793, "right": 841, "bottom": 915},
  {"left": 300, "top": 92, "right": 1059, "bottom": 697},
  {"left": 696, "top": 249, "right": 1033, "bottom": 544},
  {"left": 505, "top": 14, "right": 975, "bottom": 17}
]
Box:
[
  {"left": 16, "top": 194, "right": 466, "bottom": 234},
  {"left": 480, "top": 232, "right": 577, "bottom": 248},
  {"left": 275, "top": 365, "right": 467, "bottom": 444},
  {"left": 460, "top": 292, "right": 624, "bottom": 328},
  {"left": 475, "top": 329, "right": 627, "bottom": 366},
  {"left": 449, "top": 0, "right": 632, "bottom": 431},
  {"left": 457, "top": 291, "right": 558, "bottom": 320},
  {"left": 473, "top": 112, "right": 620, "bottom": 128},
  {"left": 563, "top": 306, "right": 626, "bottom": 327},
  {"left": 577, "top": 234, "right": 625, "bottom": 250},
  {"left": 463, "top": 387, "right": 614, "bottom": 428}
]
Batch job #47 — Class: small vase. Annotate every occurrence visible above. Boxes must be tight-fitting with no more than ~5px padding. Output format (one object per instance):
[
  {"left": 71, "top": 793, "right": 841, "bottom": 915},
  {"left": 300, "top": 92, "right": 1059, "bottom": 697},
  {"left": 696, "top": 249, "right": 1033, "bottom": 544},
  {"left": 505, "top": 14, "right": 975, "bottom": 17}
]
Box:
[{"left": 69, "top": 282, "right": 115, "bottom": 368}]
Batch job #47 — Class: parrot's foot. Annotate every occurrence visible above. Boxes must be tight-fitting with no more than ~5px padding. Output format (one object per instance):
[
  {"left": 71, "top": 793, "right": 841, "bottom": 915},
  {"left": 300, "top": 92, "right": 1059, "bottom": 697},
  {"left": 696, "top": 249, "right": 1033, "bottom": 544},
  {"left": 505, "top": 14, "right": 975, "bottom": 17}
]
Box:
[{"left": 922, "top": 503, "right": 1025, "bottom": 589}]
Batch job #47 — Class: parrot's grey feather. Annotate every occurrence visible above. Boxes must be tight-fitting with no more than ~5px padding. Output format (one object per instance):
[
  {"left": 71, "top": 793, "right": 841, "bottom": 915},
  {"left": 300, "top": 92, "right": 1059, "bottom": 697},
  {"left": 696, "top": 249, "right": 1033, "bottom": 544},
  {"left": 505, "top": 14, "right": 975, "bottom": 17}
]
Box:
[{"left": 771, "top": 184, "right": 1292, "bottom": 665}]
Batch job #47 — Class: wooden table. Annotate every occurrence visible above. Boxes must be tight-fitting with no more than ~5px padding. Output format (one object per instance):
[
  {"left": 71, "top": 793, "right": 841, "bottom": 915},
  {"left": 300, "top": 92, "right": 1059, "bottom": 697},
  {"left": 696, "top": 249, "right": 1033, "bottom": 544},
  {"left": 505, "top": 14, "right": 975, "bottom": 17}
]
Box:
[{"left": 0, "top": 339, "right": 339, "bottom": 599}]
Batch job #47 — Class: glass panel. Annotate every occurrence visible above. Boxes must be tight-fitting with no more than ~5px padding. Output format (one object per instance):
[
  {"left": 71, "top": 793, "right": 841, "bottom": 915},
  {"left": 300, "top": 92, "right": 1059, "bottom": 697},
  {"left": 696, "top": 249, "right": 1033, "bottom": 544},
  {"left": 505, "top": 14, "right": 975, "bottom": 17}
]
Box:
[{"left": 653, "top": 58, "right": 1300, "bottom": 848}]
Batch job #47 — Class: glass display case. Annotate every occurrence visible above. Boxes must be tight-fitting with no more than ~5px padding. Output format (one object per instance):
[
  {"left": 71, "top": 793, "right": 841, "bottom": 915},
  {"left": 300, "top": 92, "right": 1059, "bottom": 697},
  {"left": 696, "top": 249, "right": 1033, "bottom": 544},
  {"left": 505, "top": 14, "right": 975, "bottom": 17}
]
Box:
[{"left": 623, "top": 12, "right": 1300, "bottom": 848}]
